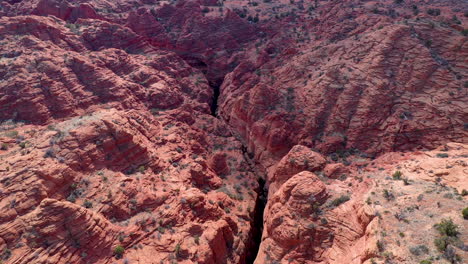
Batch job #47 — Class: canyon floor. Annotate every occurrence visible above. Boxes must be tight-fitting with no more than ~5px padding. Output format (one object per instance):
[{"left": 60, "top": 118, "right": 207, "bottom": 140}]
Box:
[{"left": 0, "top": 0, "right": 467, "bottom": 264}]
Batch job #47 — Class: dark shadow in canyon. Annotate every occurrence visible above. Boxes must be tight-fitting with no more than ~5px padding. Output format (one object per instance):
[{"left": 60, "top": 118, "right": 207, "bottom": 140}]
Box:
[
  {"left": 210, "top": 83, "right": 221, "bottom": 116},
  {"left": 245, "top": 177, "right": 267, "bottom": 263},
  {"left": 178, "top": 54, "right": 222, "bottom": 116},
  {"left": 181, "top": 54, "right": 267, "bottom": 261}
]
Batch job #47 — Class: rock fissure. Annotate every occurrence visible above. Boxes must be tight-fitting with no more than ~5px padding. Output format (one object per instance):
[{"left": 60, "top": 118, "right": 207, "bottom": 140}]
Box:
[
  {"left": 200, "top": 66, "right": 268, "bottom": 262},
  {"left": 245, "top": 177, "right": 267, "bottom": 264},
  {"left": 210, "top": 83, "right": 221, "bottom": 117}
]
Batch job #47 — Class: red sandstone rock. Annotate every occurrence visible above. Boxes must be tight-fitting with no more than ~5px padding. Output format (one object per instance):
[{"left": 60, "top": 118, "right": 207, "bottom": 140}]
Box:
[
  {"left": 323, "top": 163, "right": 350, "bottom": 179},
  {"left": 0, "top": 1, "right": 467, "bottom": 264},
  {"left": 268, "top": 145, "right": 326, "bottom": 195},
  {"left": 219, "top": 1, "right": 468, "bottom": 166}
]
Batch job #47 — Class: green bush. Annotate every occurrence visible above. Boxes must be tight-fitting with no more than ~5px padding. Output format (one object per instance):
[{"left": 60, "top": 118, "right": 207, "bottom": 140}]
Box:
[
  {"left": 383, "top": 189, "right": 394, "bottom": 201},
  {"left": 174, "top": 243, "right": 181, "bottom": 257},
  {"left": 434, "top": 236, "right": 449, "bottom": 252},
  {"left": 18, "top": 141, "right": 27, "bottom": 148},
  {"left": 420, "top": 260, "right": 432, "bottom": 264},
  {"left": 5, "top": 130, "right": 18, "bottom": 138},
  {"left": 462, "top": 207, "right": 468, "bottom": 220},
  {"left": 330, "top": 195, "right": 350, "bottom": 207},
  {"left": 392, "top": 171, "right": 402, "bottom": 180},
  {"left": 434, "top": 219, "right": 458, "bottom": 237},
  {"left": 114, "top": 245, "right": 125, "bottom": 257}
]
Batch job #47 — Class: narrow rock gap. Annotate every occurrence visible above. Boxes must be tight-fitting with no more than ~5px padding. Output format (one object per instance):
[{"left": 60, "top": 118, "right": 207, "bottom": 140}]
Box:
[
  {"left": 210, "top": 83, "right": 220, "bottom": 116},
  {"left": 207, "top": 75, "right": 267, "bottom": 262},
  {"left": 184, "top": 56, "right": 267, "bottom": 262},
  {"left": 178, "top": 54, "right": 221, "bottom": 117},
  {"left": 246, "top": 177, "right": 267, "bottom": 263}
]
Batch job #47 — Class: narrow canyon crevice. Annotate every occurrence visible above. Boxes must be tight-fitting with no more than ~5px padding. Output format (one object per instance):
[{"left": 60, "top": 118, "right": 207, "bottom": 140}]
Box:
[
  {"left": 210, "top": 83, "right": 221, "bottom": 116},
  {"left": 183, "top": 56, "right": 268, "bottom": 262},
  {"left": 179, "top": 54, "right": 222, "bottom": 117},
  {"left": 245, "top": 177, "right": 268, "bottom": 264}
]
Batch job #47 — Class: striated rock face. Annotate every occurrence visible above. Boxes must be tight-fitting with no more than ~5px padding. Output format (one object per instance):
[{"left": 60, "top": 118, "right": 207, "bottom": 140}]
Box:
[
  {"left": 0, "top": 0, "right": 467, "bottom": 264},
  {"left": 0, "top": 0, "right": 258, "bottom": 87},
  {"left": 0, "top": 107, "right": 261, "bottom": 263},
  {"left": 9, "top": 198, "right": 120, "bottom": 264},
  {"left": 219, "top": 0, "right": 468, "bottom": 165},
  {"left": 0, "top": 15, "right": 212, "bottom": 124}
]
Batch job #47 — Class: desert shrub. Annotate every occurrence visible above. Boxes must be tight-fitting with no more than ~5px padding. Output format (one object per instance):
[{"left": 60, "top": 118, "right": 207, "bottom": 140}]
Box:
[
  {"left": 83, "top": 200, "right": 93, "bottom": 208},
  {"left": 402, "top": 178, "right": 410, "bottom": 185},
  {"left": 0, "top": 143, "right": 8, "bottom": 150},
  {"left": 462, "top": 207, "right": 468, "bottom": 220},
  {"left": 392, "top": 171, "right": 402, "bottom": 180},
  {"left": 114, "top": 245, "right": 125, "bottom": 258},
  {"left": 5, "top": 130, "right": 18, "bottom": 138},
  {"left": 434, "top": 219, "right": 458, "bottom": 237},
  {"left": 65, "top": 23, "right": 80, "bottom": 34},
  {"left": 383, "top": 189, "right": 394, "bottom": 201},
  {"left": 376, "top": 240, "right": 385, "bottom": 252},
  {"left": 43, "top": 148, "right": 55, "bottom": 158},
  {"left": 18, "top": 141, "right": 27, "bottom": 148},
  {"left": 420, "top": 260, "right": 432, "bottom": 264},
  {"left": 330, "top": 195, "right": 350, "bottom": 207},
  {"left": 443, "top": 246, "right": 461, "bottom": 263},
  {"left": 1, "top": 248, "right": 11, "bottom": 260},
  {"left": 451, "top": 15, "right": 461, "bottom": 25},
  {"left": 174, "top": 243, "right": 181, "bottom": 257},
  {"left": 436, "top": 153, "right": 449, "bottom": 158},
  {"left": 409, "top": 245, "right": 429, "bottom": 256},
  {"left": 427, "top": 8, "right": 441, "bottom": 16},
  {"left": 434, "top": 236, "right": 449, "bottom": 252},
  {"left": 67, "top": 194, "right": 77, "bottom": 203}
]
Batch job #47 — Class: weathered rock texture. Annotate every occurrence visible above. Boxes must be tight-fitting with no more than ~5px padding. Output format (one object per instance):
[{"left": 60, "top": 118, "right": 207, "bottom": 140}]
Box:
[
  {"left": 219, "top": 0, "right": 468, "bottom": 166},
  {"left": 0, "top": 0, "right": 467, "bottom": 264}
]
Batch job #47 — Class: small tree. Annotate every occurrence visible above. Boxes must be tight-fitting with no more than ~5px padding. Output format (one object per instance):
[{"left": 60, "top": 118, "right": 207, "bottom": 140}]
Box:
[
  {"left": 114, "top": 245, "right": 125, "bottom": 258},
  {"left": 434, "top": 219, "right": 458, "bottom": 237}
]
